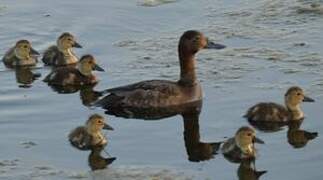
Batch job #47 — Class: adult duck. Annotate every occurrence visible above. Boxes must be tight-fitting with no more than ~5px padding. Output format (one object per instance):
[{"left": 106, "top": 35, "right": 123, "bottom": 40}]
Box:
[{"left": 95, "top": 30, "right": 225, "bottom": 114}]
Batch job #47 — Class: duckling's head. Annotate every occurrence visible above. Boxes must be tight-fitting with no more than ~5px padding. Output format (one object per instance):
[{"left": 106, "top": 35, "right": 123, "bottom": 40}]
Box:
[
  {"left": 14, "top": 40, "right": 40, "bottom": 59},
  {"left": 285, "top": 86, "right": 314, "bottom": 110},
  {"left": 178, "top": 30, "right": 225, "bottom": 56},
  {"left": 57, "top": 32, "right": 82, "bottom": 50},
  {"left": 235, "top": 126, "right": 264, "bottom": 155},
  {"left": 86, "top": 114, "right": 114, "bottom": 134},
  {"left": 78, "top": 54, "right": 105, "bottom": 76}
]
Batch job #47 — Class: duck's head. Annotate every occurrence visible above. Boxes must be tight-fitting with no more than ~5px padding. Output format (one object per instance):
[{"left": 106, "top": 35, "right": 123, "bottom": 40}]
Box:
[
  {"left": 235, "top": 126, "right": 264, "bottom": 155},
  {"left": 86, "top": 114, "right": 114, "bottom": 134},
  {"left": 78, "top": 54, "right": 105, "bottom": 76},
  {"left": 285, "top": 86, "right": 314, "bottom": 110},
  {"left": 57, "top": 32, "right": 82, "bottom": 50},
  {"left": 178, "top": 30, "right": 225, "bottom": 56},
  {"left": 14, "top": 40, "right": 39, "bottom": 59}
]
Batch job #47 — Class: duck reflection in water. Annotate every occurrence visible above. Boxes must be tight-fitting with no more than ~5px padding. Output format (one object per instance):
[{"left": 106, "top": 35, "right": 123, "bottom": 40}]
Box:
[
  {"left": 15, "top": 67, "right": 41, "bottom": 88},
  {"left": 248, "top": 119, "right": 318, "bottom": 149},
  {"left": 88, "top": 146, "right": 116, "bottom": 171},
  {"left": 237, "top": 160, "right": 267, "bottom": 180}
]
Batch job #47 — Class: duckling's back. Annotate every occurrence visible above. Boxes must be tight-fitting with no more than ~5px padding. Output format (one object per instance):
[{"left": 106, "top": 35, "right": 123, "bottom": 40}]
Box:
[
  {"left": 244, "top": 102, "right": 290, "bottom": 122},
  {"left": 2, "top": 47, "right": 19, "bottom": 66},
  {"left": 42, "top": 45, "right": 61, "bottom": 65},
  {"left": 68, "top": 126, "right": 93, "bottom": 150}
]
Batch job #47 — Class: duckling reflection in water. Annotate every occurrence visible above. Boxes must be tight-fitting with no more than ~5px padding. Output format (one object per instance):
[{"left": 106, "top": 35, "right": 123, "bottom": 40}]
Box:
[
  {"left": 15, "top": 67, "right": 41, "bottom": 88},
  {"left": 244, "top": 86, "right": 314, "bottom": 123},
  {"left": 2, "top": 40, "right": 40, "bottom": 67},
  {"left": 237, "top": 160, "right": 267, "bottom": 180},
  {"left": 44, "top": 54, "right": 104, "bottom": 86},
  {"left": 221, "top": 126, "right": 264, "bottom": 163},
  {"left": 88, "top": 146, "right": 116, "bottom": 171},
  {"left": 69, "top": 114, "right": 114, "bottom": 150},
  {"left": 287, "top": 121, "right": 318, "bottom": 148},
  {"left": 42, "top": 32, "right": 82, "bottom": 66}
]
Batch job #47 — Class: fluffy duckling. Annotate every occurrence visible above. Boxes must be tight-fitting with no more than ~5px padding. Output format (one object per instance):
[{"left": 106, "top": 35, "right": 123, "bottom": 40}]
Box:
[
  {"left": 244, "top": 86, "right": 314, "bottom": 122},
  {"left": 42, "top": 32, "right": 82, "bottom": 66},
  {"left": 95, "top": 30, "right": 225, "bottom": 115},
  {"left": 222, "top": 126, "right": 264, "bottom": 163},
  {"left": 2, "top": 40, "right": 40, "bottom": 67},
  {"left": 43, "top": 54, "right": 104, "bottom": 86},
  {"left": 68, "top": 114, "right": 114, "bottom": 150}
]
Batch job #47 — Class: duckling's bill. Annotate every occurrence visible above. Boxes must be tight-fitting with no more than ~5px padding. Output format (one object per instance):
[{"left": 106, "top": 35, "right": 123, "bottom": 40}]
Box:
[
  {"left": 205, "top": 40, "right": 226, "bottom": 49},
  {"left": 72, "top": 41, "right": 82, "bottom": 48},
  {"left": 103, "top": 123, "right": 114, "bottom": 130},
  {"left": 253, "top": 136, "right": 265, "bottom": 144},
  {"left": 93, "top": 64, "right": 105, "bottom": 72},
  {"left": 31, "top": 48, "right": 40, "bottom": 56},
  {"left": 303, "top": 95, "right": 315, "bottom": 102}
]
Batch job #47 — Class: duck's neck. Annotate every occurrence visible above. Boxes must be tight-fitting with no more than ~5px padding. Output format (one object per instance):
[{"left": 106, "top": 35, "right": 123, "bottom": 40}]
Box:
[
  {"left": 178, "top": 48, "right": 197, "bottom": 86},
  {"left": 285, "top": 101, "right": 304, "bottom": 120},
  {"left": 78, "top": 64, "right": 92, "bottom": 77},
  {"left": 14, "top": 49, "right": 32, "bottom": 63},
  {"left": 235, "top": 138, "right": 255, "bottom": 156}
]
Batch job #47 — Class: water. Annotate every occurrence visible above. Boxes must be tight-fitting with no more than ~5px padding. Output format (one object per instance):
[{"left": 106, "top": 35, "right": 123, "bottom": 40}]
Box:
[{"left": 0, "top": 0, "right": 323, "bottom": 179}]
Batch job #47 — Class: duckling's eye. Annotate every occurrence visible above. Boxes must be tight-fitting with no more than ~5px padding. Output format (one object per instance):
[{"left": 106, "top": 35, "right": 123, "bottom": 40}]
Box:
[
  {"left": 297, "top": 93, "right": 301, "bottom": 96},
  {"left": 247, "top": 133, "right": 252, "bottom": 136},
  {"left": 24, "top": 45, "right": 28, "bottom": 49},
  {"left": 68, "top": 38, "right": 72, "bottom": 41}
]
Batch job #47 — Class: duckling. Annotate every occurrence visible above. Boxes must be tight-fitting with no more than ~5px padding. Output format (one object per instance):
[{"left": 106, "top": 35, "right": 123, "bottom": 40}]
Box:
[
  {"left": 68, "top": 114, "right": 114, "bottom": 150},
  {"left": 42, "top": 32, "right": 82, "bottom": 66},
  {"left": 43, "top": 54, "right": 104, "bottom": 86},
  {"left": 221, "top": 126, "right": 264, "bottom": 163},
  {"left": 244, "top": 86, "right": 314, "bottom": 122},
  {"left": 95, "top": 30, "right": 225, "bottom": 116},
  {"left": 2, "top": 40, "right": 40, "bottom": 67}
]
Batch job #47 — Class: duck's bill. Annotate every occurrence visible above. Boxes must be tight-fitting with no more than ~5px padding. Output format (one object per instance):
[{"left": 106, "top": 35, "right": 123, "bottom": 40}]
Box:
[
  {"left": 253, "top": 137, "right": 265, "bottom": 144},
  {"left": 303, "top": 96, "right": 315, "bottom": 102},
  {"left": 205, "top": 41, "right": 226, "bottom": 49},
  {"left": 93, "top": 64, "right": 105, "bottom": 72},
  {"left": 72, "top": 42, "right": 82, "bottom": 48},
  {"left": 103, "top": 123, "right": 114, "bottom": 130},
  {"left": 30, "top": 48, "right": 40, "bottom": 56}
]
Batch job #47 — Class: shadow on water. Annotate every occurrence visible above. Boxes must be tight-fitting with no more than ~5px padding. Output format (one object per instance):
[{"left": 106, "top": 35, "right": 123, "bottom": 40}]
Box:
[
  {"left": 88, "top": 146, "right": 117, "bottom": 171},
  {"left": 248, "top": 119, "right": 318, "bottom": 149}
]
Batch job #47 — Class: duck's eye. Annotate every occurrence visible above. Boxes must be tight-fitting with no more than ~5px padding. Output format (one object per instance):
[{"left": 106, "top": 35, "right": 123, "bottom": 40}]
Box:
[
  {"left": 68, "top": 38, "right": 72, "bottom": 41},
  {"left": 297, "top": 93, "right": 301, "bottom": 96},
  {"left": 247, "top": 133, "right": 252, "bottom": 136},
  {"left": 24, "top": 45, "right": 28, "bottom": 49}
]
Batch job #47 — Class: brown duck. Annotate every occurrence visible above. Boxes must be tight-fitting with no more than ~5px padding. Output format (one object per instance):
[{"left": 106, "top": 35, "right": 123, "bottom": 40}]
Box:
[
  {"left": 2, "top": 40, "right": 40, "bottom": 67},
  {"left": 68, "top": 114, "right": 114, "bottom": 150},
  {"left": 95, "top": 30, "right": 225, "bottom": 115},
  {"left": 244, "top": 86, "right": 314, "bottom": 122},
  {"left": 42, "top": 32, "right": 82, "bottom": 66},
  {"left": 43, "top": 54, "right": 104, "bottom": 86}
]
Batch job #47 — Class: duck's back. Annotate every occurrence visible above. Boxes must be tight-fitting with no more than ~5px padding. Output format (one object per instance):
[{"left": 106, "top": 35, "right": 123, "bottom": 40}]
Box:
[
  {"left": 42, "top": 45, "right": 61, "bottom": 65},
  {"left": 2, "top": 47, "right": 20, "bottom": 66},
  {"left": 221, "top": 138, "right": 245, "bottom": 163},
  {"left": 68, "top": 126, "right": 93, "bottom": 150},
  {"left": 244, "top": 102, "right": 290, "bottom": 122},
  {"left": 44, "top": 67, "right": 95, "bottom": 86},
  {"left": 95, "top": 80, "right": 202, "bottom": 117}
]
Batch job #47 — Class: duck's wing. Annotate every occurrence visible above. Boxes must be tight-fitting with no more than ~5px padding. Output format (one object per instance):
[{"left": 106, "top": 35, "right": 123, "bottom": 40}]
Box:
[
  {"left": 2, "top": 47, "right": 16, "bottom": 66},
  {"left": 95, "top": 80, "right": 182, "bottom": 111},
  {"left": 68, "top": 127, "right": 93, "bottom": 150},
  {"left": 42, "top": 45, "right": 60, "bottom": 65},
  {"left": 244, "top": 102, "right": 289, "bottom": 122}
]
